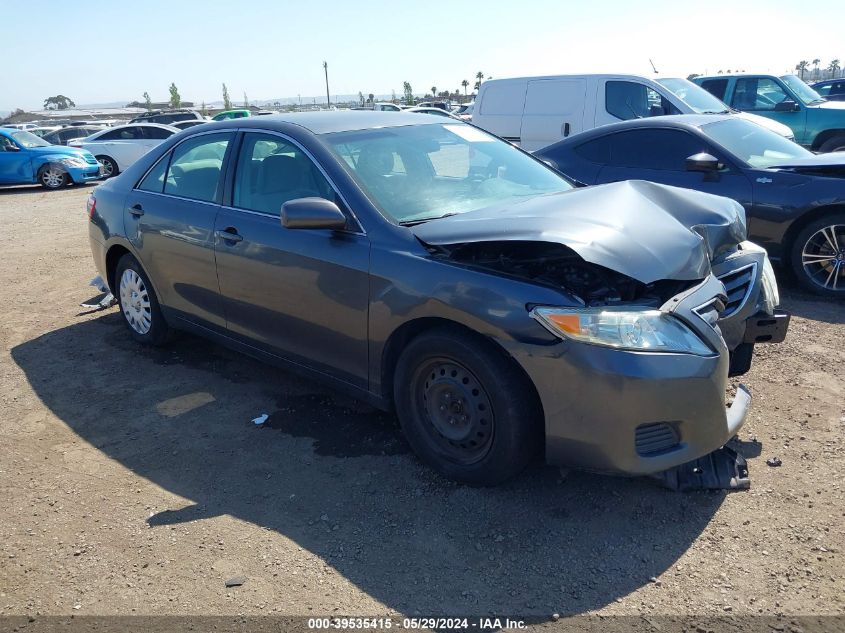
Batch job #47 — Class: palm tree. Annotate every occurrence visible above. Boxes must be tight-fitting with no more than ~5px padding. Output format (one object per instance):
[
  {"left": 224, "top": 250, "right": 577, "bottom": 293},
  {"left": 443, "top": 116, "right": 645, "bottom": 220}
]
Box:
[
  {"left": 431, "top": 86, "right": 437, "bottom": 98},
  {"left": 829, "top": 59, "right": 841, "bottom": 79},
  {"left": 461, "top": 79, "right": 469, "bottom": 99},
  {"left": 812, "top": 58, "right": 821, "bottom": 80},
  {"left": 795, "top": 60, "right": 809, "bottom": 79},
  {"left": 474, "top": 71, "right": 484, "bottom": 92}
]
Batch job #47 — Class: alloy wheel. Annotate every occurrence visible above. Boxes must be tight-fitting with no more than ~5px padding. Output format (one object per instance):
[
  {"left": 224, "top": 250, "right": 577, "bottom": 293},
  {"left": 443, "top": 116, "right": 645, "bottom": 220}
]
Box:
[
  {"left": 40, "top": 166, "right": 65, "bottom": 188},
  {"left": 801, "top": 223, "right": 845, "bottom": 292},
  {"left": 119, "top": 269, "right": 152, "bottom": 334},
  {"left": 98, "top": 157, "right": 114, "bottom": 177}
]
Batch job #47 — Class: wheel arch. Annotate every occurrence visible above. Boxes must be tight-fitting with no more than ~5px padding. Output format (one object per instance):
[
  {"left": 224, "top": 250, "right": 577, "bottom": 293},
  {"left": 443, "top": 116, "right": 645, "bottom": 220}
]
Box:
[
  {"left": 810, "top": 129, "right": 845, "bottom": 151},
  {"left": 782, "top": 203, "right": 845, "bottom": 257},
  {"left": 379, "top": 317, "right": 544, "bottom": 423},
  {"left": 105, "top": 243, "right": 132, "bottom": 293}
]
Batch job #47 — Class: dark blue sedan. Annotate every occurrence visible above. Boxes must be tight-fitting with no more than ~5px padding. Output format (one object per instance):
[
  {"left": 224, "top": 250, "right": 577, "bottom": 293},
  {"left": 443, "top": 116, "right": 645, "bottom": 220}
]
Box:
[{"left": 536, "top": 115, "right": 845, "bottom": 296}]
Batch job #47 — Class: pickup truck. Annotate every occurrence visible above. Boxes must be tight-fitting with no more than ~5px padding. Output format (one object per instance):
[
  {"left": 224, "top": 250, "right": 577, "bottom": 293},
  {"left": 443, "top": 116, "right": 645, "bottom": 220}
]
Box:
[{"left": 694, "top": 74, "right": 845, "bottom": 152}]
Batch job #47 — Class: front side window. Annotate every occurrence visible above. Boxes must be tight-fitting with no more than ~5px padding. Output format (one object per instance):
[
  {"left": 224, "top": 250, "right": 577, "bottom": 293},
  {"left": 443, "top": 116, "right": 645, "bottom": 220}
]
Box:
[
  {"left": 606, "top": 129, "right": 706, "bottom": 170},
  {"left": 100, "top": 127, "right": 142, "bottom": 141},
  {"left": 606, "top": 81, "right": 677, "bottom": 120},
  {"left": 233, "top": 133, "right": 335, "bottom": 217},
  {"left": 814, "top": 83, "right": 831, "bottom": 97},
  {"left": 156, "top": 132, "right": 231, "bottom": 202},
  {"left": 732, "top": 78, "right": 790, "bottom": 111},
  {"left": 325, "top": 123, "right": 571, "bottom": 224}
]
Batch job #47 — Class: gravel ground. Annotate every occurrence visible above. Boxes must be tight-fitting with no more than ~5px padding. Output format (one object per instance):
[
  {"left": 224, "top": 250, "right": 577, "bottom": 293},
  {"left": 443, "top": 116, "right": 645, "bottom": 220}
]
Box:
[{"left": 0, "top": 184, "right": 843, "bottom": 620}]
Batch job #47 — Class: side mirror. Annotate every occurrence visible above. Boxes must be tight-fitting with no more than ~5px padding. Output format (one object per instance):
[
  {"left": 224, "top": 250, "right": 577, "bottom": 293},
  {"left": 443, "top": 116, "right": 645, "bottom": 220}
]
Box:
[
  {"left": 686, "top": 152, "right": 722, "bottom": 173},
  {"left": 774, "top": 100, "right": 800, "bottom": 112},
  {"left": 281, "top": 197, "right": 348, "bottom": 230}
]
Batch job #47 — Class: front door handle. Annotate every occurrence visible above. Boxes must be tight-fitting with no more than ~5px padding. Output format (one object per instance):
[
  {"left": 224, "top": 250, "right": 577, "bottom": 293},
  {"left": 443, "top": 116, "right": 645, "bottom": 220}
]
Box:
[
  {"left": 215, "top": 228, "right": 243, "bottom": 243},
  {"left": 129, "top": 204, "right": 144, "bottom": 217}
]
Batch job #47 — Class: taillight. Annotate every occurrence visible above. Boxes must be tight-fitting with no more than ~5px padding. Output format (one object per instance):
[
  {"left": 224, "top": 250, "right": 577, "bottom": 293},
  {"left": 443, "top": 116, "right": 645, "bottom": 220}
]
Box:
[{"left": 87, "top": 194, "right": 96, "bottom": 219}]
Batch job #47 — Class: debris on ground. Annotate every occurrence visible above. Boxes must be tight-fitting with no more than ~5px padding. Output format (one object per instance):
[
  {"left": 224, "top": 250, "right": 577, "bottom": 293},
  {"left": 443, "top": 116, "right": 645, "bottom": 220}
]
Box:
[
  {"left": 224, "top": 576, "right": 247, "bottom": 587},
  {"left": 766, "top": 456, "right": 783, "bottom": 467},
  {"left": 252, "top": 413, "right": 269, "bottom": 426},
  {"left": 652, "top": 441, "right": 750, "bottom": 491}
]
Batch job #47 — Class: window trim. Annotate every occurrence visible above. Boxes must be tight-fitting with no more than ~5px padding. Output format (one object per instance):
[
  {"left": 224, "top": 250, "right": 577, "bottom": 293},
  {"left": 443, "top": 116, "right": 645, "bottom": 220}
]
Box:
[
  {"left": 602, "top": 126, "right": 741, "bottom": 173},
  {"left": 223, "top": 128, "right": 364, "bottom": 235},
  {"left": 134, "top": 128, "right": 237, "bottom": 203}
]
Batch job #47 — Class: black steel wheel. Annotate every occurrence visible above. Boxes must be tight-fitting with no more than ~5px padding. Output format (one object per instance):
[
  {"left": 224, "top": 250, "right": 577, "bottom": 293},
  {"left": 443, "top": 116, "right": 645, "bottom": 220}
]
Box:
[{"left": 394, "top": 327, "right": 542, "bottom": 485}]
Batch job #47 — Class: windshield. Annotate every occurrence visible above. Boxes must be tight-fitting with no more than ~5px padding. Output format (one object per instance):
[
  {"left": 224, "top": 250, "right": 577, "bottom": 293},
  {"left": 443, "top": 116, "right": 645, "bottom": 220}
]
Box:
[
  {"left": 325, "top": 123, "right": 571, "bottom": 224},
  {"left": 780, "top": 75, "right": 824, "bottom": 105},
  {"left": 657, "top": 78, "right": 729, "bottom": 113},
  {"left": 10, "top": 131, "right": 50, "bottom": 148},
  {"left": 702, "top": 118, "right": 813, "bottom": 168}
]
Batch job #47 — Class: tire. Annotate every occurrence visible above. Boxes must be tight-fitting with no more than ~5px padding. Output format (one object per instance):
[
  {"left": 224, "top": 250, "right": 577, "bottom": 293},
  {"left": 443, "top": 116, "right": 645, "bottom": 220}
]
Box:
[
  {"left": 96, "top": 155, "right": 118, "bottom": 179},
  {"left": 818, "top": 134, "right": 845, "bottom": 153},
  {"left": 789, "top": 213, "right": 845, "bottom": 297},
  {"left": 114, "top": 253, "right": 171, "bottom": 345},
  {"left": 37, "top": 164, "right": 68, "bottom": 190},
  {"left": 393, "top": 327, "right": 542, "bottom": 485}
]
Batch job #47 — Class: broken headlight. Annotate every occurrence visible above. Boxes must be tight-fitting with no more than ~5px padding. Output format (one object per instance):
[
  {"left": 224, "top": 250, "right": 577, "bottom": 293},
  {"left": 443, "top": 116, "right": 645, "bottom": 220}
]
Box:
[{"left": 531, "top": 306, "right": 714, "bottom": 356}]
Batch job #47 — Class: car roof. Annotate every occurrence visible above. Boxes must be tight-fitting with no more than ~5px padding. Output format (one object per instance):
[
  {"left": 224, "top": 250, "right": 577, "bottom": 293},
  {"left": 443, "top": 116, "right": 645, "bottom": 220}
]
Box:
[
  {"left": 546, "top": 114, "right": 738, "bottom": 146},
  {"left": 811, "top": 79, "right": 840, "bottom": 86},
  {"left": 109, "top": 122, "right": 178, "bottom": 130},
  {"left": 224, "top": 111, "right": 445, "bottom": 135}
]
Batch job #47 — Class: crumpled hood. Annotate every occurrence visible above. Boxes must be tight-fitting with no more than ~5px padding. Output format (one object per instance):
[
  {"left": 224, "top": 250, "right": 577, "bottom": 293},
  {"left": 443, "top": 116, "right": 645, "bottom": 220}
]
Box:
[{"left": 410, "top": 180, "right": 747, "bottom": 284}]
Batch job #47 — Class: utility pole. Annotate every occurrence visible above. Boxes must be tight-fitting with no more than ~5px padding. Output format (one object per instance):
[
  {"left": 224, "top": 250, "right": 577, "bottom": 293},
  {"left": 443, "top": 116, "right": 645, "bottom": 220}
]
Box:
[{"left": 323, "top": 61, "right": 330, "bottom": 109}]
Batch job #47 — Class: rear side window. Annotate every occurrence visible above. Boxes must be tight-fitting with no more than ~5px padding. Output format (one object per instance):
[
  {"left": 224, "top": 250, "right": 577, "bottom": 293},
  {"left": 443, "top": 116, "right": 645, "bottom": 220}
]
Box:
[
  {"left": 605, "top": 129, "right": 706, "bottom": 170},
  {"left": 153, "top": 132, "right": 232, "bottom": 202},
  {"left": 605, "top": 81, "right": 674, "bottom": 120},
  {"left": 233, "top": 132, "right": 335, "bottom": 216},
  {"left": 700, "top": 79, "right": 729, "bottom": 100},
  {"left": 143, "top": 126, "right": 175, "bottom": 140},
  {"left": 99, "top": 127, "right": 143, "bottom": 141},
  {"left": 814, "top": 84, "right": 831, "bottom": 97},
  {"left": 574, "top": 136, "right": 612, "bottom": 163}
]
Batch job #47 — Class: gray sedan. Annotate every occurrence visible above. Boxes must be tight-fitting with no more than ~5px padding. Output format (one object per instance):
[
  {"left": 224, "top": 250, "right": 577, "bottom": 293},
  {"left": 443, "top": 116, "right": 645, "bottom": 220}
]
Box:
[{"left": 86, "top": 112, "right": 786, "bottom": 484}]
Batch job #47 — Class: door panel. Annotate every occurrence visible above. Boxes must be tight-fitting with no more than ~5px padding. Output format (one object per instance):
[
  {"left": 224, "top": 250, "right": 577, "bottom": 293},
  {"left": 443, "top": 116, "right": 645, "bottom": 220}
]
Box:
[
  {"left": 520, "top": 79, "right": 586, "bottom": 151},
  {"left": 0, "top": 147, "right": 32, "bottom": 183},
  {"left": 214, "top": 209, "right": 370, "bottom": 387},
  {"left": 124, "top": 132, "right": 234, "bottom": 328}
]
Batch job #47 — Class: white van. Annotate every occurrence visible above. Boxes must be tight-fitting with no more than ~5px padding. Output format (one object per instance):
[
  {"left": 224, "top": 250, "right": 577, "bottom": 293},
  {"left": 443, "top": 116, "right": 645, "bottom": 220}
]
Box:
[{"left": 472, "top": 74, "right": 793, "bottom": 151}]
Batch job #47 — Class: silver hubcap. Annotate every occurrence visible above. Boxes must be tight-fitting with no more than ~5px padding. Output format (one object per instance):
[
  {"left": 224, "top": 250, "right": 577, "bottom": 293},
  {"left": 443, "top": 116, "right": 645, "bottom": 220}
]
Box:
[
  {"left": 98, "top": 158, "right": 113, "bottom": 177},
  {"left": 119, "top": 269, "right": 152, "bottom": 334},
  {"left": 802, "top": 223, "right": 845, "bottom": 291},
  {"left": 41, "top": 167, "right": 65, "bottom": 188}
]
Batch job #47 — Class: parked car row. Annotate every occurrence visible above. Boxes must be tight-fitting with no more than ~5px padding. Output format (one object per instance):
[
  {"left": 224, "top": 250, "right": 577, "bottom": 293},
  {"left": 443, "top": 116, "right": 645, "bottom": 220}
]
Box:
[{"left": 0, "top": 128, "right": 102, "bottom": 189}]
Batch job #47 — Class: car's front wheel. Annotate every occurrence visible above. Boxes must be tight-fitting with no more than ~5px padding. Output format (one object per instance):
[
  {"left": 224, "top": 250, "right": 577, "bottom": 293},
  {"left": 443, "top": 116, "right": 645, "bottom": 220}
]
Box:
[
  {"left": 394, "top": 327, "right": 542, "bottom": 485},
  {"left": 96, "top": 155, "right": 118, "bottom": 179},
  {"left": 790, "top": 213, "right": 845, "bottom": 296},
  {"left": 115, "top": 253, "right": 171, "bottom": 345},
  {"left": 818, "top": 134, "right": 845, "bottom": 153},
  {"left": 37, "top": 164, "right": 68, "bottom": 189}
]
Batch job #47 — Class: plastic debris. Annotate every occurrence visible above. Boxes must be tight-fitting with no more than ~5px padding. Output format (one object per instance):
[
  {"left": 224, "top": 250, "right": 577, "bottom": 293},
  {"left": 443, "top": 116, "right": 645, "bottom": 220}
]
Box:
[
  {"left": 252, "top": 414, "right": 269, "bottom": 426},
  {"left": 224, "top": 576, "right": 246, "bottom": 587}
]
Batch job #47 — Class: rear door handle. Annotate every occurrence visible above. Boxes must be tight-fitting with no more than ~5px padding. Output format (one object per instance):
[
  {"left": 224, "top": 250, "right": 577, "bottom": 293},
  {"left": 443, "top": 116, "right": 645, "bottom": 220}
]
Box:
[
  {"left": 129, "top": 204, "right": 144, "bottom": 217},
  {"left": 215, "top": 228, "right": 243, "bottom": 243}
]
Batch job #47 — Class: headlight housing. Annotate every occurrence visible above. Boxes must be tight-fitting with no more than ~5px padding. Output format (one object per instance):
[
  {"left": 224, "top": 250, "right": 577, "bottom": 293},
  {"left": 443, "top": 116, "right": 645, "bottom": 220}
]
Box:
[
  {"left": 531, "top": 306, "right": 714, "bottom": 356},
  {"left": 56, "top": 157, "right": 87, "bottom": 168}
]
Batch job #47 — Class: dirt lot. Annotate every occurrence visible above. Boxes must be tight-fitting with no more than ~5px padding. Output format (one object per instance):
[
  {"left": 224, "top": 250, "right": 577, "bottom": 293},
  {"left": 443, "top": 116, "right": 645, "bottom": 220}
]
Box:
[{"left": 0, "top": 183, "right": 843, "bottom": 620}]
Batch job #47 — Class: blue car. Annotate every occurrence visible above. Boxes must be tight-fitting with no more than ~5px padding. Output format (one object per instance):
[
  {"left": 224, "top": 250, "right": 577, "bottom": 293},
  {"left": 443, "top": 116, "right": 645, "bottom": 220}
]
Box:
[{"left": 0, "top": 127, "right": 102, "bottom": 189}]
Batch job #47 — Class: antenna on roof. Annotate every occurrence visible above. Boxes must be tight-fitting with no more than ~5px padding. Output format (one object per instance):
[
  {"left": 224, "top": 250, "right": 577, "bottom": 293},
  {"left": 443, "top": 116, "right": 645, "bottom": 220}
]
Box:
[{"left": 649, "top": 58, "right": 659, "bottom": 74}]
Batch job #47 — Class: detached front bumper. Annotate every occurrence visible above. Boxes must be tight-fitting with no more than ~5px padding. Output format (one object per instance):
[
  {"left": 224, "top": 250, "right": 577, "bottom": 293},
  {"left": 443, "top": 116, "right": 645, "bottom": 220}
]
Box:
[
  {"left": 513, "top": 275, "right": 750, "bottom": 475},
  {"left": 66, "top": 163, "right": 102, "bottom": 183}
]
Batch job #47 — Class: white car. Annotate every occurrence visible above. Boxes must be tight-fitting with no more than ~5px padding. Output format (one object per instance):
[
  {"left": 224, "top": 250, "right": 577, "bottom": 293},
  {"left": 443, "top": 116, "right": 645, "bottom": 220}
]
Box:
[
  {"left": 69, "top": 123, "right": 177, "bottom": 178},
  {"left": 473, "top": 74, "right": 794, "bottom": 151}
]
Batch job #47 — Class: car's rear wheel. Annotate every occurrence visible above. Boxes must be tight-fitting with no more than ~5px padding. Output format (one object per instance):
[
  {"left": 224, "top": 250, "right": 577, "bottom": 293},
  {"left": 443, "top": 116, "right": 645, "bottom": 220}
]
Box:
[
  {"left": 37, "top": 164, "right": 68, "bottom": 189},
  {"left": 790, "top": 213, "right": 845, "bottom": 296},
  {"left": 96, "top": 155, "right": 118, "bottom": 178},
  {"left": 394, "top": 327, "right": 542, "bottom": 485},
  {"left": 115, "top": 253, "right": 171, "bottom": 345},
  {"left": 818, "top": 134, "right": 845, "bottom": 153}
]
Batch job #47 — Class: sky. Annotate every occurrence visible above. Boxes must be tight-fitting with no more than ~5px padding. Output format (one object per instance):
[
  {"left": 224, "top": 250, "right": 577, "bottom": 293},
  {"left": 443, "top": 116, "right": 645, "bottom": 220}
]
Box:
[{"left": 2, "top": 0, "right": 843, "bottom": 111}]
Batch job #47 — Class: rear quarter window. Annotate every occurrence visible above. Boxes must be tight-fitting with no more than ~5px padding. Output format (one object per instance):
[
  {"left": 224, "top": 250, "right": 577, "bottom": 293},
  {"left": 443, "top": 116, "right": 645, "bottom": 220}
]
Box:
[{"left": 574, "top": 136, "right": 611, "bottom": 163}]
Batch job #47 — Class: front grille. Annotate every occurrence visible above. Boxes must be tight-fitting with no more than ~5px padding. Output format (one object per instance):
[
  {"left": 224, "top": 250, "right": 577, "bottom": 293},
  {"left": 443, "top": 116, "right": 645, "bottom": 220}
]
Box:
[
  {"left": 635, "top": 422, "right": 680, "bottom": 456},
  {"left": 83, "top": 155, "right": 98, "bottom": 165},
  {"left": 717, "top": 263, "right": 756, "bottom": 318}
]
